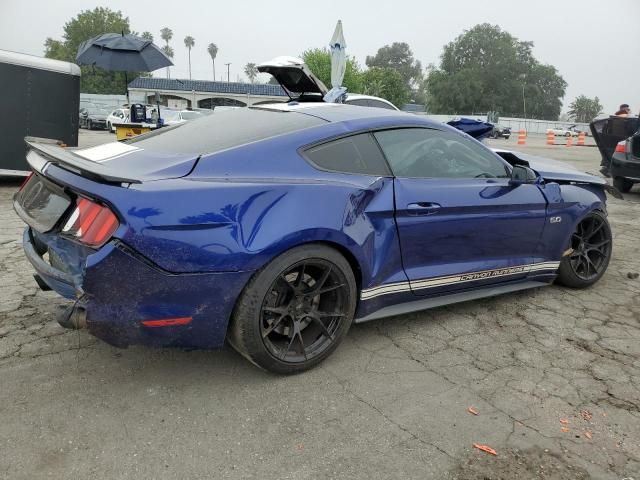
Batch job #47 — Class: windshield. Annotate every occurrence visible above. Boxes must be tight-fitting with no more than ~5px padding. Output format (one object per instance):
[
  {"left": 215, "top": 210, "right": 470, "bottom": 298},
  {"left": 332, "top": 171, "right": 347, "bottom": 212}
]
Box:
[{"left": 88, "top": 108, "right": 110, "bottom": 115}]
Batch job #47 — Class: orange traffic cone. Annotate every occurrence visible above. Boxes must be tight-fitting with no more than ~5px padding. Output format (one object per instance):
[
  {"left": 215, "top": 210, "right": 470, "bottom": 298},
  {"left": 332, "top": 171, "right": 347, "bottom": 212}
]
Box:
[
  {"left": 566, "top": 136, "right": 573, "bottom": 147},
  {"left": 577, "top": 132, "right": 586, "bottom": 146},
  {"left": 546, "top": 131, "right": 555, "bottom": 145},
  {"left": 517, "top": 129, "right": 526, "bottom": 145}
]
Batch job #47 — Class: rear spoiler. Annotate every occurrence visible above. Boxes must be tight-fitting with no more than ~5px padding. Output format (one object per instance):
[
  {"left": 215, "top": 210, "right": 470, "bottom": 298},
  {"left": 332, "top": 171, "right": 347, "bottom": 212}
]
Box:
[{"left": 25, "top": 139, "right": 141, "bottom": 184}]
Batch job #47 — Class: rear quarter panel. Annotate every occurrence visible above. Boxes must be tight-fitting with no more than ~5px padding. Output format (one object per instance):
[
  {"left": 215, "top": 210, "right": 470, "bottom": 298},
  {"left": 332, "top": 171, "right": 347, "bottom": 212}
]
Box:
[{"left": 120, "top": 174, "right": 404, "bottom": 290}]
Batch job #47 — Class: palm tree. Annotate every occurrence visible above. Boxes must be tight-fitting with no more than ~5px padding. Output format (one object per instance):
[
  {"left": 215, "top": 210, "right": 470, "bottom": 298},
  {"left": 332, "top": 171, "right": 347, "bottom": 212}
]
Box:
[
  {"left": 162, "top": 45, "right": 174, "bottom": 62},
  {"left": 244, "top": 63, "right": 258, "bottom": 83},
  {"left": 207, "top": 43, "right": 218, "bottom": 81},
  {"left": 184, "top": 36, "right": 195, "bottom": 80},
  {"left": 141, "top": 31, "right": 154, "bottom": 42},
  {"left": 160, "top": 27, "right": 173, "bottom": 78}
]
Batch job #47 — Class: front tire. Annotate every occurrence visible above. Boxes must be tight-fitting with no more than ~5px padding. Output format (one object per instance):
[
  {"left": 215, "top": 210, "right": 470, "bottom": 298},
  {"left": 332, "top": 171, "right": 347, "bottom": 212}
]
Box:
[
  {"left": 228, "top": 244, "right": 357, "bottom": 374},
  {"left": 613, "top": 177, "right": 633, "bottom": 193},
  {"left": 555, "top": 210, "right": 612, "bottom": 288}
]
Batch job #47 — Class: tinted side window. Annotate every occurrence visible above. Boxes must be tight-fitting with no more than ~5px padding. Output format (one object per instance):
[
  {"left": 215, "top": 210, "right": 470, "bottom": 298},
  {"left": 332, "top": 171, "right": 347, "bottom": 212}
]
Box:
[
  {"left": 368, "top": 99, "right": 396, "bottom": 110},
  {"left": 346, "top": 99, "right": 370, "bottom": 107},
  {"left": 374, "top": 128, "right": 509, "bottom": 179},
  {"left": 304, "top": 133, "right": 390, "bottom": 176}
]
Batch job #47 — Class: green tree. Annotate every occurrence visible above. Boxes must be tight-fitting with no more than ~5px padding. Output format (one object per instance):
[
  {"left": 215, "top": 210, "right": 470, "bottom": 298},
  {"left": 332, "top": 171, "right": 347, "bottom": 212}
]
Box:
[
  {"left": 207, "top": 43, "right": 218, "bottom": 81},
  {"left": 301, "top": 48, "right": 363, "bottom": 93},
  {"left": 568, "top": 95, "right": 603, "bottom": 123},
  {"left": 184, "top": 35, "right": 195, "bottom": 80},
  {"left": 141, "top": 31, "right": 153, "bottom": 42},
  {"left": 426, "top": 23, "right": 567, "bottom": 120},
  {"left": 44, "top": 7, "right": 135, "bottom": 94},
  {"left": 365, "top": 42, "right": 422, "bottom": 89},
  {"left": 244, "top": 62, "right": 258, "bottom": 83},
  {"left": 362, "top": 67, "right": 409, "bottom": 108}
]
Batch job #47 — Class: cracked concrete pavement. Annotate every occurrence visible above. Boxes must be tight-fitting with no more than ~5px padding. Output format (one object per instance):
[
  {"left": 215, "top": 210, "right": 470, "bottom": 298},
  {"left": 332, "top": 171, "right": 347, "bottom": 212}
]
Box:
[{"left": 0, "top": 131, "right": 639, "bottom": 479}]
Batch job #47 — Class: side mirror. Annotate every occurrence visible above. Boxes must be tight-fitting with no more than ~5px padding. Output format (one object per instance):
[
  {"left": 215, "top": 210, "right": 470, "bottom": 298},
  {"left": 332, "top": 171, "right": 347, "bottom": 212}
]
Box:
[{"left": 510, "top": 165, "right": 538, "bottom": 185}]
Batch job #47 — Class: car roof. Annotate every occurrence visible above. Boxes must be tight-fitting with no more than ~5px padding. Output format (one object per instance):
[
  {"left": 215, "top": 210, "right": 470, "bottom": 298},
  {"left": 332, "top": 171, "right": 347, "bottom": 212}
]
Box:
[
  {"left": 132, "top": 104, "right": 445, "bottom": 156},
  {"left": 253, "top": 102, "right": 414, "bottom": 123}
]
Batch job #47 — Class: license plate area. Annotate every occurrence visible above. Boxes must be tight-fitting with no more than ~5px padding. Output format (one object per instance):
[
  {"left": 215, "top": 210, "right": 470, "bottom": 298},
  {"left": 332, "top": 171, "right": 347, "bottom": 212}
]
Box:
[{"left": 13, "top": 174, "right": 72, "bottom": 233}]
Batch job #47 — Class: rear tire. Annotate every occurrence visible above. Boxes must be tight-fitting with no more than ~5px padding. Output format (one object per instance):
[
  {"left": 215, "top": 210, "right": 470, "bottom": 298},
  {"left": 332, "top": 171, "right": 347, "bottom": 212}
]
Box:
[
  {"left": 613, "top": 177, "right": 633, "bottom": 193},
  {"left": 555, "top": 210, "right": 612, "bottom": 288},
  {"left": 228, "top": 244, "right": 357, "bottom": 374}
]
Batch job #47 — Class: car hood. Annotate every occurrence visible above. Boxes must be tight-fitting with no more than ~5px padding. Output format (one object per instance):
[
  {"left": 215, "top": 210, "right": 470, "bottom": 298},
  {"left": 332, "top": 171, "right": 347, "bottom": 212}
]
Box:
[
  {"left": 493, "top": 148, "right": 605, "bottom": 184},
  {"left": 257, "top": 56, "right": 328, "bottom": 97},
  {"left": 88, "top": 114, "right": 107, "bottom": 120}
]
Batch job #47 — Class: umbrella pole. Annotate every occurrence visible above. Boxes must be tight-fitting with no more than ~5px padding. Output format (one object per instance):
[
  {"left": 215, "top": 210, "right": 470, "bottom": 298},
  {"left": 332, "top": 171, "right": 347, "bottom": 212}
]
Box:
[{"left": 124, "top": 71, "right": 130, "bottom": 105}]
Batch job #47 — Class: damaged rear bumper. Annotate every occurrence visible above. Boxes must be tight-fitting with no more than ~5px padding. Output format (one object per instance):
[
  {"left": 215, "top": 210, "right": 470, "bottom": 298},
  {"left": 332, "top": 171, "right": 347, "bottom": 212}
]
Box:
[{"left": 22, "top": 228, "right": 253, "bottom": 349}]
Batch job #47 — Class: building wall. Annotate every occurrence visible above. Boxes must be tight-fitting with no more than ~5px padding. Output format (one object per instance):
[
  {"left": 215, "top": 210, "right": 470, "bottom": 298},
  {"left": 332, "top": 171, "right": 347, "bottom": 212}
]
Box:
[{"left": 128, "top": 88, "right": 284, "bottom": 109}]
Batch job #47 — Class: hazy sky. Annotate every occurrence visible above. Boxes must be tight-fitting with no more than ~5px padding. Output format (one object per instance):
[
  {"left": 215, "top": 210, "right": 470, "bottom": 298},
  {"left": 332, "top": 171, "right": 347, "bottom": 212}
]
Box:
[{"left": 1, "top": 0, "right": 638, "bottom": 114}]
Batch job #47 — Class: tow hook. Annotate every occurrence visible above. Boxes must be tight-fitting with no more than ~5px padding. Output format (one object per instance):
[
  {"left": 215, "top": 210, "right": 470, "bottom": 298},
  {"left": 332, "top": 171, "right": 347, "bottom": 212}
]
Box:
[{"left": 57, "top": 304, "right": 87, "bottom": 330}]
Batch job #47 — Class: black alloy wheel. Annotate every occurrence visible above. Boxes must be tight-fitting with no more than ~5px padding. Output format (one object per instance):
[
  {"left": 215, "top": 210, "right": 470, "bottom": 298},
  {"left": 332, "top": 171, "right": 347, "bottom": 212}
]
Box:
[
  {"left": 556, "top": 211, "right": 612, "bottom": 288},
  {"left": 260, "top": 259, "right": 349, "bottom": 363},
  {"left": 229, "top": 244, "right": 356, "bottom": 374}
]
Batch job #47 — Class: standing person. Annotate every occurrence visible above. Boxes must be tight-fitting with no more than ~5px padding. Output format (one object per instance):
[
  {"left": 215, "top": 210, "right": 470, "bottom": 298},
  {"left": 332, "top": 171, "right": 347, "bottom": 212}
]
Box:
[
  {"left": 614, "top": 104, "right": 631, "bottom": 116},
  {"left": 600, "top": 104, "right": 635, "bottom": 177}
]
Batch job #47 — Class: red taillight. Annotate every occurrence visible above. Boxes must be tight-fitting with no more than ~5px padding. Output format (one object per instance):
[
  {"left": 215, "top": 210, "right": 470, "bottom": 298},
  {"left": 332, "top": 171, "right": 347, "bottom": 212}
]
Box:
[
  {"left": 62, "top": 197, "right": 119, "bottom": 247},
  {"left": 18, "top": 172, "right": 34, "bottom": 192},
  {"left": 615, "top": 141, "right": 627, "bottom": 154}
]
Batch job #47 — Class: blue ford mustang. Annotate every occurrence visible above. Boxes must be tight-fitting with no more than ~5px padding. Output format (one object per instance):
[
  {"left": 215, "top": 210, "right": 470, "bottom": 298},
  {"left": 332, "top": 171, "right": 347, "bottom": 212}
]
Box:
[{"left": 14, "top": 104, "right": 614, "bottom": 373}]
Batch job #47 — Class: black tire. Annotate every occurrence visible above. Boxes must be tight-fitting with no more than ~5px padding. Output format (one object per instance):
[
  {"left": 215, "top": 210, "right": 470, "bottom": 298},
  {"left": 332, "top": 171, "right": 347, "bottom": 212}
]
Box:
[
  {"left": 555, "top": 210, "right": 612, "bottom": 288},
  {"left": 228, "top": 244, "right": 357, "bottom": 374},
  {"left": 565, "top": 132, "right": 571, "bottom": 137},
  {"left": 613, "top": 177, "right": 633, "bottom": 193}
]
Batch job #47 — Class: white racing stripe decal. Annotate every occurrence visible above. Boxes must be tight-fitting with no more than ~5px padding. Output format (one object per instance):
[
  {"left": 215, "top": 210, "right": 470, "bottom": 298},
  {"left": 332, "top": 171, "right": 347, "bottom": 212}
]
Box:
[
  {"left": 361, "top": 262, "right": 560, "bottom": 300},
  {"left": 74, "top": 142, "right": 140, "bottom": 162}
]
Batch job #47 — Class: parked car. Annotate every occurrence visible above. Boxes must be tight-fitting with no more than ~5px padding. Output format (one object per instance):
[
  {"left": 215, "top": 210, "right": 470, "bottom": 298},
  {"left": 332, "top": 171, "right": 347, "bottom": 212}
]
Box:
[
  {"left": 79, "top": 107, "right": 110, "bottom": 130},
  {"left": 343, "top": 94, "right": 398, "bottom": 110},
  {"left": 568, "top": 125, "right": 589, "bottom": 137},
  {"left": 14, "top": 104, "right": 615, "bottom": 373},
  {"left": 257, "top": 56, "right": 399, "bottom": 110},
  {"left": 488, "top": 125, "right": 511, "bottom": 139},
  {"left": 546, "top": 126, "right": 578, "bottom": 137},
  {"left": 161, "top": 109, "right": 203, "bottom": 125},
  {"left": 591, "top": 115, "right": 640, "bottom": 191},
  {"left": 106, "top": 108, "right": 128, "bottom": 133}
]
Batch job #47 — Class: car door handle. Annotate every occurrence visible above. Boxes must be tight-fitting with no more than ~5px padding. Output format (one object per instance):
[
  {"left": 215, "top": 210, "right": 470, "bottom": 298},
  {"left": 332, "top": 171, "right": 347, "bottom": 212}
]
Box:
[{"left": 406, "top": 202, "right": 441, "bottom": 215}]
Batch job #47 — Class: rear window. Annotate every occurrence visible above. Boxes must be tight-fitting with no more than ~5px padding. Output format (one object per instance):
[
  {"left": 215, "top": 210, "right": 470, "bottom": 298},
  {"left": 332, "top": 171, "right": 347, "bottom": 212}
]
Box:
[
  {"left": 130, "top": 108, "right": 325, "bottom": 154},
  {"left": 304, "top": 133, "right": 391, "bottom": 176}
]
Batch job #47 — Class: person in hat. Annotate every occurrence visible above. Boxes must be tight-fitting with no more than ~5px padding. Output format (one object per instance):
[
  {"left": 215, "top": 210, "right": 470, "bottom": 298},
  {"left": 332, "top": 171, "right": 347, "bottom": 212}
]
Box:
[
  {"left": 614, "top": 104, "right": 631, "bottom": 117},
  {"left": 600, "top": 104, "right": 636, "bottom": 176}
]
